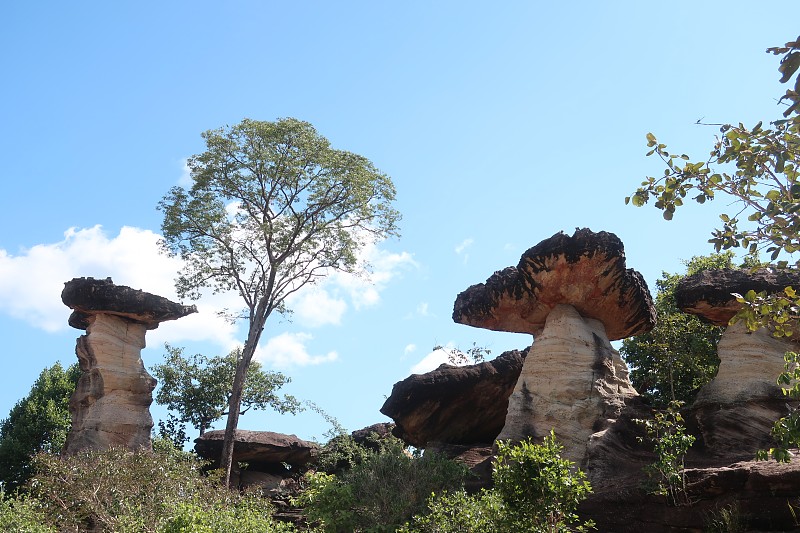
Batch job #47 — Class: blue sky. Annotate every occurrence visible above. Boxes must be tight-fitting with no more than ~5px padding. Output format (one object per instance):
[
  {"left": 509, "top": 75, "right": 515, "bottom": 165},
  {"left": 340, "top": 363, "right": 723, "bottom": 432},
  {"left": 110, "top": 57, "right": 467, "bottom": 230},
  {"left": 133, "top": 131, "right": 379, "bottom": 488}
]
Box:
[{"left": 1, "top": 2, "right": 798, "bottom": 443}]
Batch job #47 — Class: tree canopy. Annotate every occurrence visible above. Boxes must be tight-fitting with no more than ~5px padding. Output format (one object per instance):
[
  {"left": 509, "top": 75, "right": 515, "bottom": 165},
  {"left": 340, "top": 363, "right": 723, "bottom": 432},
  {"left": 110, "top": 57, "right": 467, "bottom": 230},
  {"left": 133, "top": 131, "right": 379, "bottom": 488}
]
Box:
[
  {"left": 0, "top": 362, "right": 80, "bottom": 491},
  {"left": 158, "top": 117, "right": 400, "bottom": 484},
  {"left": 151, "top": 344, "right": 301, "bottom": 443},
  {"left": 621, "top": 253, "right": 733, "bottom": 408}
]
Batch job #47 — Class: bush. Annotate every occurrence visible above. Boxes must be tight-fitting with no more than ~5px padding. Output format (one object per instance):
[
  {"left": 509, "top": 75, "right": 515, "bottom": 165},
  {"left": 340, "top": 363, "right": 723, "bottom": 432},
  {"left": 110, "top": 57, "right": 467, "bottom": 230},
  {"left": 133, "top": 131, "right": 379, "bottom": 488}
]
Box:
[
  {"left": 0, "top": 490, "right": 55, "bottom": 533},
  {"left": 297, "top": 439, "right": 469, "bottom": 532},
  {"left": 22, "top": 442, "right": 292, "bottom": 532},
  {"left": 403, "top": 432, "right": 594, "bottom": 533}
]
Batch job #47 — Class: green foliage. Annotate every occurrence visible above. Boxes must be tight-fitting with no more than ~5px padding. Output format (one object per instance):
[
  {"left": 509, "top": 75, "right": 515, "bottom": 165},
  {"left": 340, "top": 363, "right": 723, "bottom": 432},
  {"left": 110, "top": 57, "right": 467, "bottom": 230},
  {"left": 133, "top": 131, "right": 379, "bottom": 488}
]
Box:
[
  {"left": 0, "top": 362, "right": 80, "bottom": 491},
  {"left": 492, "top": 432, "right": 594, "bottom": 532},
  {"left": 297, "top": 439, "right": 468, "bottom": 532},
  {"left": 636, "top": 401, "right": 696, "bottom": 506},
  {"left": 314, "top": 431, "right": 403, "bottom": 476},
  {"left": 398, "top": 490, "right": 502, "bottom": 533},
  {"left": 621, "top": 253, "right": 731, "bottom": 407},
  {"left": 0, "top": 491, "right": 55, "bottom": 533},
  {"left": 704, "top": 502, "right": 746, "bottom": 533},
  {"left": 402, "top": 432, "right": 593, "bottom": 532},
  {"left": 158, "top": 117, "right": 400, "bottom": 483},
  {"left": 152, "top": 344, "right": 301, "bottom": 441},
  {"left": 22, "top": 444, "right": 291, "bottom": 532},
  {"left": 628, "top": 36, "right": 800, "bottom": 462}
]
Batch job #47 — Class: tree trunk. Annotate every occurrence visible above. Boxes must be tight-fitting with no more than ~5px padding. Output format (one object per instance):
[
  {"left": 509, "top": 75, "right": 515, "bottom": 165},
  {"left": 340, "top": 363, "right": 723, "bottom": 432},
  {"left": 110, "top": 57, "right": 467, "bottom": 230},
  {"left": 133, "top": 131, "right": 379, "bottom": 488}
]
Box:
[{"left": 219, "top": 312, "right": 267, "bottom": 487}]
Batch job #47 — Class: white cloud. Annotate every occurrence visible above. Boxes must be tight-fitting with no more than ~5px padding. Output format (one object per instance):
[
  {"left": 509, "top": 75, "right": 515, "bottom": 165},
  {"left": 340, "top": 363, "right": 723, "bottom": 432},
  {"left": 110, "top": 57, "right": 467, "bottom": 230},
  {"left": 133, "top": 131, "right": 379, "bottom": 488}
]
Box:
[
  {"left": 286, "top": 287, "right": 347, "bottom": 327},
  {"left": 0, "top": 225, "right": 241, "bottom": 349},
  {"left": 410, "top": 347, "right": 451, "bottom": 374},
  {"left": 416, "top": 302, "right": 430, "bottom": 317},
  {"left": 256, "top": 332, "right": 338, "bottom": 368},
  {"left": 403, "top": 343, "right": 417, "bottom": 356}
]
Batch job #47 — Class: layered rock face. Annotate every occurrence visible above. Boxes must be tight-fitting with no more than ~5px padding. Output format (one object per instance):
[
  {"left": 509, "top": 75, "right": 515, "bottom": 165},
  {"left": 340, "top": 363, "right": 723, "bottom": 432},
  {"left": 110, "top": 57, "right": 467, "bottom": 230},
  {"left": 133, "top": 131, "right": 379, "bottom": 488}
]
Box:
[
  {"left": 61, "top": 277, "right": 196, "bottom": 454},
  {"left": 496, "top": 305, "right": 639, "bottom": 464},
  {"left": 452, "top": 229, "right": 655, "bottom": 466},
  {"left": 676, "top": 268, "right": 800, "bottom": 461},
  {"left": 380, "top": 349, "right": 526, "bottom": 448}
]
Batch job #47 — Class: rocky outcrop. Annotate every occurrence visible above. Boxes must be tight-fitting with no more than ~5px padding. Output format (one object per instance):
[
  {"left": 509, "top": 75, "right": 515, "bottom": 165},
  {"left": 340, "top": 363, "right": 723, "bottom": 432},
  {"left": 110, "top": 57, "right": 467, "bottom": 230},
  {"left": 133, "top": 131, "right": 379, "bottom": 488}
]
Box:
[
  {"left": 676, "top": 269, "right": 799, "bottom": 462},
  {"left": 581, "top": 457, "right": 800, "bottom": 532},
  {"left": 453, "top": 229, "right": 655, "bottom": 466},
  {"left": 380, "top": 349, "right": 526, "bottom": 448},
  {"left": 61, "top": 277, "right": 196, "bottom": 454}
]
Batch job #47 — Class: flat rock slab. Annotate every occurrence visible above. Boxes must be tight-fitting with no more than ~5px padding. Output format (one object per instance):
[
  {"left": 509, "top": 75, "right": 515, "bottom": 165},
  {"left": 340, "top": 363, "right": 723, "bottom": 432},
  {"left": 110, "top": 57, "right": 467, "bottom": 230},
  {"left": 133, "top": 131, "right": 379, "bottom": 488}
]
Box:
[
  {"left": 62, "top": 277, "right": 196, "bottom": 330},
  {"left": 675, "top": 267, "right": 800, "bottom": 326},
  {"left": 195, "top": 430, "right": 318, "bottom": 466}
]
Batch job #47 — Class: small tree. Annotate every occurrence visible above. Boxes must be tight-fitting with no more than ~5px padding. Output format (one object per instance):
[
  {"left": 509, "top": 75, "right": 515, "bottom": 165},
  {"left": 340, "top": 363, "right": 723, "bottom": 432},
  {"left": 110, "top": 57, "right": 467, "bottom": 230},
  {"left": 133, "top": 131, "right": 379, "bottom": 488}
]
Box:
[
  {"left": 0, "top": 362, "right": 80, "bottom": 491},
  {"left": 627, "top": 36, "right": 800, "bottom": 460},
  {"left": 621, "top": 253, "right": 731, "bottom": 407},
  {"left": 158, "top": 118, "right": 400, "bottom": 484},
  {"left": 151, "top": 344, "right": 301, "bottom": 442}
]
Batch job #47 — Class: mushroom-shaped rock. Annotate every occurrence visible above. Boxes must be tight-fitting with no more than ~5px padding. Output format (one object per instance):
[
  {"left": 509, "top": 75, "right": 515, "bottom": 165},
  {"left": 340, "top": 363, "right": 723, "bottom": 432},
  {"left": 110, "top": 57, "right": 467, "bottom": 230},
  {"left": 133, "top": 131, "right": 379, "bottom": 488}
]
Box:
[
  {"left": 675, "top": 268, "right": 800, "bottom": 460},
  {"left": 453, "top": 228, "right": 655, "bottom": 340},
  {"left": 61, "top": 277, "right": 197, "bottom": 454},
  {"left": 379, "top": 349, "right": 527, "bottom": 448},
  {"left": 454, "top": 229, "right": 655, "bottom": 466}
]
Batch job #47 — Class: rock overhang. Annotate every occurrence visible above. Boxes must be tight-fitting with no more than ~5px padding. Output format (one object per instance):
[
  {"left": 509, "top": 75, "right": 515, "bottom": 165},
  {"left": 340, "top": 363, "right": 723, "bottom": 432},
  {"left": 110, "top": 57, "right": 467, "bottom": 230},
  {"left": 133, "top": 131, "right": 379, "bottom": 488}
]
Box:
[
  {"left": 452, "top": 228, "right": 656, "bottom": 341},
  {"left": 62, "top": 277, "right": 197, "bottom": 330}
]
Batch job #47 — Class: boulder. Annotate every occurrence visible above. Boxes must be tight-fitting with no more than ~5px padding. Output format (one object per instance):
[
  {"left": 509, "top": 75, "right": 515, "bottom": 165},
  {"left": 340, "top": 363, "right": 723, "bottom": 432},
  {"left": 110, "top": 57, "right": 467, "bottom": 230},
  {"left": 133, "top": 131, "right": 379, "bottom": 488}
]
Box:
[
  {"left": 453, "top": 229, "right": 655, "bottom": 466},
  {"left": 61, "top": 277, "right": 196, "bottom": 454},
  {"left": 380, "top": 349, "right": 526, "bottom": 448},
  {"left": 194, "top": 429, "right": 318, "bottom": 468}
]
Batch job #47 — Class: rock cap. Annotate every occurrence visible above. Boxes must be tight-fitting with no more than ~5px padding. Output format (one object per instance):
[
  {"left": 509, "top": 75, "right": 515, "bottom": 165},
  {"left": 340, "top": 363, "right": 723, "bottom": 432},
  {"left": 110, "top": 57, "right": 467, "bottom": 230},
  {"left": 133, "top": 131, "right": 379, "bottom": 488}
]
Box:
[
  {"left": 62, "top": 277, "right": 197, "bottom": 330},
  {"left": 453, "top": 228, "right": 655, "bottom": 340},
  {"left": 675, "top": 268, "right": 800, "bottom": 326},
  {"left": 194, "top": 429, "right": 317, "bottom": 466}
]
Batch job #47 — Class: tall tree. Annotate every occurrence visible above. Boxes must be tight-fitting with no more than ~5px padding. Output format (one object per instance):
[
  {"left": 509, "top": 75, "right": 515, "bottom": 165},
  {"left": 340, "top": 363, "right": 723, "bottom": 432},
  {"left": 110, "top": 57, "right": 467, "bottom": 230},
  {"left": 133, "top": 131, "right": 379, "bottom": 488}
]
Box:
[
  {"left": 158, "top": 118, "right": 400, "bottom": 485},
  {"left": 627, "top": 36, "right": 800, "bottom": 459},
  {"left": 0, "top": 362, "right": 80, "bottom": 491},
  {"left": 621, "top": 253, "right": 732, "bottom": 407},
  {"left": 151, "top": 344, "right": 301, "bottom": 442}
]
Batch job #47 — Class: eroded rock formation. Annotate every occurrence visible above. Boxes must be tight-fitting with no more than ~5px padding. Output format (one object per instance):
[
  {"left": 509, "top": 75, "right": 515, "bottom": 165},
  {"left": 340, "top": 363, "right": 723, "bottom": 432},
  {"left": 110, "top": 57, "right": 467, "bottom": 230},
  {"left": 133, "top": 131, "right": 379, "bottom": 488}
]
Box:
[
  {"left": 676, "top": 268, "right": 800, "bottom": 461},
  {"left": 61, "top": 277, "right": 196, "bottom": 454},
  {"left": 452, "top": 229, "right": 655, "bottom": 465},
  {"left": 379, "top": 349, "right": 526, "bottom": 448}
]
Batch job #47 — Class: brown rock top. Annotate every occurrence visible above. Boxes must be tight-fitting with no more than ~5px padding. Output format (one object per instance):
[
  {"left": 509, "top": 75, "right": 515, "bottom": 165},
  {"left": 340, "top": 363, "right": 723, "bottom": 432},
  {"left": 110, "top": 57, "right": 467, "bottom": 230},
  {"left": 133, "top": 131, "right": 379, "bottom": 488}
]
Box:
[
  {"left": 675, "top": 267, "right": 800, "bottom": 326},
  {"left": 62, "top": 277, "right": 197, "bottom": 330},
  {"left": 453, "top": 228, "right": 655, "bottom": 341}
]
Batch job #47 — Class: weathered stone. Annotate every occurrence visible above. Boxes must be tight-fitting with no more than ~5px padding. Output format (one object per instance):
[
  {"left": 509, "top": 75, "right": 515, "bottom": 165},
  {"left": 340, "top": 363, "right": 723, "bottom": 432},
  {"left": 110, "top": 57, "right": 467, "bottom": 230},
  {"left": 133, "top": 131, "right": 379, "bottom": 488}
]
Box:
[
  {"left": 676, "top": 267, "right": 800, "bottom": 327},
  {"left": 380, "top": 350, "right": 526, "bottom": 448},
  {"left": 351, "top": 422, "right": 395, "bottom": 449},
  {"left": 676, "top": 269, "right": 800, "bottom": 461},
  {"left": 453, "top": 228, "right": 656, "bottom": 341},
  {"left": 452, "top": 229, "right": 654, "bottom": 466},
  {"left": 194, "top": 429, "right": 318, "bottom": 467},
  {"left": 61, "top": 278, "right": 196, "bottom": 454},
  {"left": 496, "top": 304, "right": 640, "bottom": 464}
]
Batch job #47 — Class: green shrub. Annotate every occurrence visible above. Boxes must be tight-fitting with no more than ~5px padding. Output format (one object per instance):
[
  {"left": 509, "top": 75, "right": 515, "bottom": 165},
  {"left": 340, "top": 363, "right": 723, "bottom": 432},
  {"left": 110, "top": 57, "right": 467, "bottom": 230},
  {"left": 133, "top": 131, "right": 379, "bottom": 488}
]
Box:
[
  {"left": 0, "top": 491, "right": 55, "bottom": 533},
  {"left": 403, "top": 432, "right": 594, "bottom": 533},
  {"left": 297, "top": 440, "right": 468, "bottom": 532},
  {"left": 24, "top": 443, "right": 292, "bottom": 532}
]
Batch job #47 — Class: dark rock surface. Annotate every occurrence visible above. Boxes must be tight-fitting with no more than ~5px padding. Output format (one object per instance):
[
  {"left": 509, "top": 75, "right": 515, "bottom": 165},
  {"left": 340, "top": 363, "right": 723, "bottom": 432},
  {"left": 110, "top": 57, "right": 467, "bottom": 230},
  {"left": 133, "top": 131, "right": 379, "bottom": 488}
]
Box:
[
  {"left": 195, "top": 429, "right": 318, "bottom": 467},
  {"left": 380, "top": 349, "right": 527, "bottom": 448},
  {"left": 62, "top": 277, "right": 197, "bottom": 330},
  {"left": 675, "top": 268, "right": 800, "bottom": 326},
  {"left": 453, "top": 228, "right": 656, "bottom": 341}
]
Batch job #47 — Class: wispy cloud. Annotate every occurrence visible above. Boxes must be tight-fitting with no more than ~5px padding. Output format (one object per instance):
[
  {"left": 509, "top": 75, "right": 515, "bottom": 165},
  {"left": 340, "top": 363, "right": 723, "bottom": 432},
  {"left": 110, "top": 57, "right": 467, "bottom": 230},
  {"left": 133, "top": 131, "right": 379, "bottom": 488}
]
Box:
[
  {"left": 454, "top": 238, "right": 474, "bottom": 264},
  {"left": 256, "top": 332, "right": 338, "bottom": 368}
]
